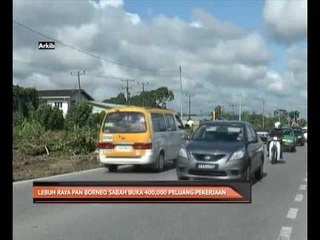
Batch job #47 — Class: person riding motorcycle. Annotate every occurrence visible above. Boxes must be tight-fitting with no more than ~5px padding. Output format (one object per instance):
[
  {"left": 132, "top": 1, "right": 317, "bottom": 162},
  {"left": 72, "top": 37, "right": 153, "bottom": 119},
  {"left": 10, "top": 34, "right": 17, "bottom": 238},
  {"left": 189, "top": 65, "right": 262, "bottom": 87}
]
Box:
[{"left": 267, "top": 121, "right": 283, "bottom": 159}]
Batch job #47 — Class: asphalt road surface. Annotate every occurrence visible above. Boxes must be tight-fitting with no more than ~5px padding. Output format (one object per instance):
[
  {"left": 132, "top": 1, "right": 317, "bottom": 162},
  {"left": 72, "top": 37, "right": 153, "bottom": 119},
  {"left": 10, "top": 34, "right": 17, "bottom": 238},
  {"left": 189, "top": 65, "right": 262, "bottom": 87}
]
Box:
[{"left": 13, "top": 145, "right": 307, "bottom": 240}]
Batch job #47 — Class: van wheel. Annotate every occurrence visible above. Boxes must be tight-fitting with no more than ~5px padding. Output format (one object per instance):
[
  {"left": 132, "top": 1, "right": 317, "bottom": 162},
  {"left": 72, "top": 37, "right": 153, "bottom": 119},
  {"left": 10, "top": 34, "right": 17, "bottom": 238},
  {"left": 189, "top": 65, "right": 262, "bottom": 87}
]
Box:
[
  {"left": 173, "top": 159, "right": 177, "bottom": 167},
  {"left": 105, "top": 164, "right": 118, "bottom": 172},
  {"left": 154, "top": 153, "right": 164, "bottom": 172}
]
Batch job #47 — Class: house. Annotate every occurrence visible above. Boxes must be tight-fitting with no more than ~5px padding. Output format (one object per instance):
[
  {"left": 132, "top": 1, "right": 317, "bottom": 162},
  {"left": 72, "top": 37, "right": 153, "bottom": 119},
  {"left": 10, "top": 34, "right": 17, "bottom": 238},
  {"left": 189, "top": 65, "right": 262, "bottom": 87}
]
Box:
[
  {"left": 38, "top": 89, "right": 94, "bottom": 117},
  {"left": 88, "top": 101, "right": 127, "bottom": 113}
]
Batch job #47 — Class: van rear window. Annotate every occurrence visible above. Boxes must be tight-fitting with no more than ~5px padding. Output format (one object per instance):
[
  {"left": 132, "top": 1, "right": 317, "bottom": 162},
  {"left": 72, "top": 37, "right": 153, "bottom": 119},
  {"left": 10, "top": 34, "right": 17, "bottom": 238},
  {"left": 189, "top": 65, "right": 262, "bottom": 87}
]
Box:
[{"left": 103, "top": 112, "right": 146, "bottom": 133}]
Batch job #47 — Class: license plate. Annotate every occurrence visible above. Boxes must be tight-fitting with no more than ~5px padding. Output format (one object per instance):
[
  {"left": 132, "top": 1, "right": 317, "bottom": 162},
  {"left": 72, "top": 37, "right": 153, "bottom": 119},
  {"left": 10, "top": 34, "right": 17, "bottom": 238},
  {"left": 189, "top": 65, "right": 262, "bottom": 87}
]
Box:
[
  {"left": 115, "top": 145, "right": 132, "bottom": 152},
  {"left": 196, "top": 163, "right": 217, "bottom": 170}
]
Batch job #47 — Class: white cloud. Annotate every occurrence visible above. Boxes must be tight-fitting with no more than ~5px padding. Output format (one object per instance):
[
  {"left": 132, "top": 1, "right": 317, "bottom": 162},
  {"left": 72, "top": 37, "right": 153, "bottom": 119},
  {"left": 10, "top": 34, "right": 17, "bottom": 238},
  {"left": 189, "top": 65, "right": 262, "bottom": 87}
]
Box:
[
  {"left": 263, "top": 0, "right": 307, "bottom": 43},
  {"left": 125, "top": 13, "right": 141, "bottom": 25},
  {"left": 89, "top": 0, "right": 124, "bottom": 9},
  {"left": 190, "top": 21, "right": 202, "bottom": 28},
  {"left": 13, "top": 1, "right": 306, "bottom": 118}
]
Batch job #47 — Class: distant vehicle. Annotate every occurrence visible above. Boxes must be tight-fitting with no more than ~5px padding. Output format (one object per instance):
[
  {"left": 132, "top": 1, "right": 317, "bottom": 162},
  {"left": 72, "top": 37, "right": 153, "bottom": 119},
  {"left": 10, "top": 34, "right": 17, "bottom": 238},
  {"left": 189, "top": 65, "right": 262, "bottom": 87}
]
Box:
[
  {"left": 257, "top": 131, "right": 269, "bottom": 143},
  {"left": 302, "top": 126, "right": 307, "bottom": 142},
  {"left": 291, "top": 126, "right": 305, "bottom": 146},
  {"left": 98, "top": 106, "right": 186, "bottom": 172},
  {"left": 176, "top": 121, "right": 264, "bottom": 181},
  {"left": 183, "top": 119, "right": 194, "bottom": 129},
  {"left": 269, "top": 136, "right": 281, "bottom": 164},
  {"left": 281, "top": 127, "right": 297, "bottom": 152}
]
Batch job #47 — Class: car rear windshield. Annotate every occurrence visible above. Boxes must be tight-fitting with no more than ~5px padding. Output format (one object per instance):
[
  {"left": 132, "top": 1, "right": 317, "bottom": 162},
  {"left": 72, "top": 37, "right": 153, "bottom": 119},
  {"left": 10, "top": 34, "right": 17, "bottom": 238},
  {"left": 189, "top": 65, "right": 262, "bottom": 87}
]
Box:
[
  {"left": 103, "top": 112, "right": 146, "bottom": 133},
  {"left": 192, "top": 124, "right": 244, "bottom": 142},
  {"left": 293, "top": 128, "right": 302, "bottom": 135},
  {"left": 282, "top": 129, "right": 293, "bottom": 136}
]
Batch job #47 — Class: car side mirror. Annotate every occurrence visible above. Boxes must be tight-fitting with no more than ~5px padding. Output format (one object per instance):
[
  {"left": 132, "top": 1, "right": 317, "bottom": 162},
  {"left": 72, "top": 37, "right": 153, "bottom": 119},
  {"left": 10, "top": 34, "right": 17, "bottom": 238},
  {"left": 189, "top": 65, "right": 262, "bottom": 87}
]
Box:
[
  {"left": 248, "top": 138, "right": 258, "bottom": 144},
  {"left": 183, "top": 135, "right": 191, "bottom": 140}
]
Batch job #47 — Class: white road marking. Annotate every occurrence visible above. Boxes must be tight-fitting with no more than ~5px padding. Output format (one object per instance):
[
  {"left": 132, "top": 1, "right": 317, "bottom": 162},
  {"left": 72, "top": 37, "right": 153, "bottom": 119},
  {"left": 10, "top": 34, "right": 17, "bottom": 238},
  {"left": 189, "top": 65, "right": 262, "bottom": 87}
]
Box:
[
  {"left": 299, "top": 185, "right": 307, "bottom": 190},
  {"left": 304, "top": 177, "right": 307, "bottom": 182},
  {"left": 287, "top": 208, "right": 299, "bottom": 219},
  {"left": 294, "top": 194, "right": 304, "bottom": 202},
  {"left": 278, "top": 226, "right": 292, "bottom": 240}
]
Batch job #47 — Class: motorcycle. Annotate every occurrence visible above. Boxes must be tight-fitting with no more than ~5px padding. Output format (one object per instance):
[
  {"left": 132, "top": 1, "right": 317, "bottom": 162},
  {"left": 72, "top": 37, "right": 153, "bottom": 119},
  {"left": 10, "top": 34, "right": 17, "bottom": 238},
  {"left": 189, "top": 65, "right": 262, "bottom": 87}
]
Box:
[{"left": 269, "top": 136, "right": 281, "bottom": 164}]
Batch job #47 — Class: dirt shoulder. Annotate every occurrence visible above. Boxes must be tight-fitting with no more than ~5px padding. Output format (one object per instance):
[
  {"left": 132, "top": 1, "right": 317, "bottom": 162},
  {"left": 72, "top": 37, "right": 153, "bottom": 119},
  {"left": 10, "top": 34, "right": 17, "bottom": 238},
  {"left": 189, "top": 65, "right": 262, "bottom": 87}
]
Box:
[{"left": 13, "top": 150, "right": 102, "bottom": 182}]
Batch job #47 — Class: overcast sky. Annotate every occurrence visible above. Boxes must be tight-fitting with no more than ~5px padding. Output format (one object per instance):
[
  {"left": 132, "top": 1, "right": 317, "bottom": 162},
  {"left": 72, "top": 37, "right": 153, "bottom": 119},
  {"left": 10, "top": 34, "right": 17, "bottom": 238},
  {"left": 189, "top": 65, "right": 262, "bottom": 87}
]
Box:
[{"left": 13, "top": 0, "right": 307, "bottom": 119}]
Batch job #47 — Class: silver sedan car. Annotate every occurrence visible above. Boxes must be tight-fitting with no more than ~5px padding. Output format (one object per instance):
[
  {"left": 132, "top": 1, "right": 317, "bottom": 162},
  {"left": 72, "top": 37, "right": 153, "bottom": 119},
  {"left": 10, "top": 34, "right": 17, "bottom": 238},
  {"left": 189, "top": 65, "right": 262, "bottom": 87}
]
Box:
[{"left": 176, "top": 121, "right": 265, "bottom": 181}]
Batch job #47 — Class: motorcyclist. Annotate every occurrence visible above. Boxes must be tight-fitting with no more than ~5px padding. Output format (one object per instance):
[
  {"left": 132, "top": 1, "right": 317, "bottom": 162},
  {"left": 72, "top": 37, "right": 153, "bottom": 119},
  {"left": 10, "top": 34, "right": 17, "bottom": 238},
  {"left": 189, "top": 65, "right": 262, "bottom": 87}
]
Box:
[{"left": 267, "top": 121, "right": 283, "bottom": 159}]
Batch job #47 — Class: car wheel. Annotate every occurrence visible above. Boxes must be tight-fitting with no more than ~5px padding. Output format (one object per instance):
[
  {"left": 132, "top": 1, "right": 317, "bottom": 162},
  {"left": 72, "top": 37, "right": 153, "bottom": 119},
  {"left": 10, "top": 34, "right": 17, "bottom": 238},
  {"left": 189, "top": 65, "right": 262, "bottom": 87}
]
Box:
[
  {"left": 105, "top": 164, "right": 118, "bottom": 172},
  {"left": 243, "top": 166, "right": 251, "bottom": 181},
  {"left": 154, "top": 153, "right": 164, "bottom": 172},
  {"left": 177, "top": 168, "right": 189, "bottom": 180},
  {"left": 178, "top": 175, "right": 189, "bottom": 180},
  {"left": 255, "top": 161, "right": 264, "bottom": 180}
]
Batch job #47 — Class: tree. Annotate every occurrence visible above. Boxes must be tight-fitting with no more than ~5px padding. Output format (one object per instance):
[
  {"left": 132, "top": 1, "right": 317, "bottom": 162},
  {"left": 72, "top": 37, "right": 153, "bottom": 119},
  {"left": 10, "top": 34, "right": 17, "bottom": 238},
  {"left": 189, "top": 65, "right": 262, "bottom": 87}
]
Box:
[
  {"left": 274, "top": 109, "right": 288, "bottom": 125},
  {"left": 86, "top": 111, "right": 106, "bottom": 129},
  {"left": 297, "top": 118, "right": 307, "bottom": 127},
  {"left": 214, "top": 106, "right": 222, "bottom": 120},
  {"left": 288, "top": 110, "right": 300, "bottom": 126},
  {"left": 103, "top": 93, "right": 127, "bottom": 104},
  {"left": 13, "top": 85, "right": 39, "bottom": 117},
  {"left": 103, "top": 87, "right": 174, "bottom": 108}
]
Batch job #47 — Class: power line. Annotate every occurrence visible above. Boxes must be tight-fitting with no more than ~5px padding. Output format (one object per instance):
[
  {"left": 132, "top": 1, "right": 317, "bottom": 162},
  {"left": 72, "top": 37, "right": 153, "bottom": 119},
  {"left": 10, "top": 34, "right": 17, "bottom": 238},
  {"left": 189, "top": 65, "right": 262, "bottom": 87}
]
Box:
[
  {"left": 13, "top": 20, "right": 178, "bottom": 73},
  {"left": 13, "top": 59, "right": 134, "bottom": 81},
  {"left": 182, "top": 70, "right": 196, "bottom": 81}
]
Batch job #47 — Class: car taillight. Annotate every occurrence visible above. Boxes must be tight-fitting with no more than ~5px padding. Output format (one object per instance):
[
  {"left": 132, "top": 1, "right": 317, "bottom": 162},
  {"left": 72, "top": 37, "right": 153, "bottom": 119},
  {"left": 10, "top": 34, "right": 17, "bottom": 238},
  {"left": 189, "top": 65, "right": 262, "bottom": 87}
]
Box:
[
  {"left": 98, "top": 142, "right": 115, "bottom": 149},
  {"left": 133, "top": 142, "right": 153, "bottom": 149}
]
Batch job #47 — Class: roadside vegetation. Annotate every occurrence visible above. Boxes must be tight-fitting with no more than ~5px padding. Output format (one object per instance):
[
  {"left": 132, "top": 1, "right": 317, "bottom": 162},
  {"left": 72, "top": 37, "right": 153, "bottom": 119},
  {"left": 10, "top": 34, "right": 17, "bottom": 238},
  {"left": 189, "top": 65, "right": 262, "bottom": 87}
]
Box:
[
  {"left": 12, "top": 85, "right": 306, "bottom": 181},
  {"left": 13, "top": 85, "right": 105, "bottom": 181},
  {"left": 13, "top": 85, "right": 176, "bottom": 181}
]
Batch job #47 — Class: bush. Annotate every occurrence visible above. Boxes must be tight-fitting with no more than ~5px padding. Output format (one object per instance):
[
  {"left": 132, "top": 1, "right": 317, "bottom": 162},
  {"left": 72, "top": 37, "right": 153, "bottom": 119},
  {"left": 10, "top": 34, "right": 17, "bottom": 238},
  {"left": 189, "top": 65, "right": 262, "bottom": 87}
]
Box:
[
  {"left": 64, "top": 126, "right": 98, "bottom": 155},
  {"left": 13, "top": 119, "right": 45, "bottom": 142},
  {"left": 48, "top": 107, "right": 64, "bottom": 130},
  {"left": 15, "top": 126, "right": 98, "bottom": 156},
  {"left": 14, "top": 119, "right": 47, "bottom": 155},
  {"left": 65, "top": 101, "right": 93, "bottom": 130},
  {"left": 13, "top": 112, "right": 24, "bottom": 127},
  {"left": 31, "top": 104, "right": 52, "bottom": 130},
  {"left": 31, "top": 105, "right": 64, "bottom": 131}
]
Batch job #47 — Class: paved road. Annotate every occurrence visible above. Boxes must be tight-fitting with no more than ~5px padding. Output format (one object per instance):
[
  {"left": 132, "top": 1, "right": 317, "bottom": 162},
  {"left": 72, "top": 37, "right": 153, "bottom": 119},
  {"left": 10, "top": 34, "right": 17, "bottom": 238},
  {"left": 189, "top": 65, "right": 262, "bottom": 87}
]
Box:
[{"left": 13, "top": 145, "right": 307, "bottom": 240}]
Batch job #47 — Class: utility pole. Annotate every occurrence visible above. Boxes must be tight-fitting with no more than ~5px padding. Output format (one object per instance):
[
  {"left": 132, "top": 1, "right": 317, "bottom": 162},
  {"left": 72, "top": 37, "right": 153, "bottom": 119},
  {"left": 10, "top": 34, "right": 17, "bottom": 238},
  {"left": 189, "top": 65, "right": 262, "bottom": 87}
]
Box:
[
  {"left": 239, "top": 94, "right": 242, "bottom": 121},
  {"left": 262, "top": 98, "right": 265, "bottom": 129},
  {"left": 137, "top": 81, "right": 149, "bottom": 106},
  {"left": 121, "top": 79, "right": 135, "bottom": 105},
  {"left": 71, "top": 70, "right": 85, "bottom": 101},
  {"left": 185, "top": 93, "right": 195, "bottom": 120},
  {"left": 179, "top": 66, "right": 183, "bottom": 121},
  {"left": 229, "top": 103, "right": 237, "bottom": 120}
]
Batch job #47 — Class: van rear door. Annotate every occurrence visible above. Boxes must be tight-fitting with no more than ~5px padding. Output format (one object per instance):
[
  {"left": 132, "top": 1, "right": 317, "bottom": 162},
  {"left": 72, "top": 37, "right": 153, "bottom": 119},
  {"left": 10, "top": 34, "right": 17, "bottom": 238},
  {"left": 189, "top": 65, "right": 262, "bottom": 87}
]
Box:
[{"left": 99, "top": 111, "right": 151, "bottom": 158}]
